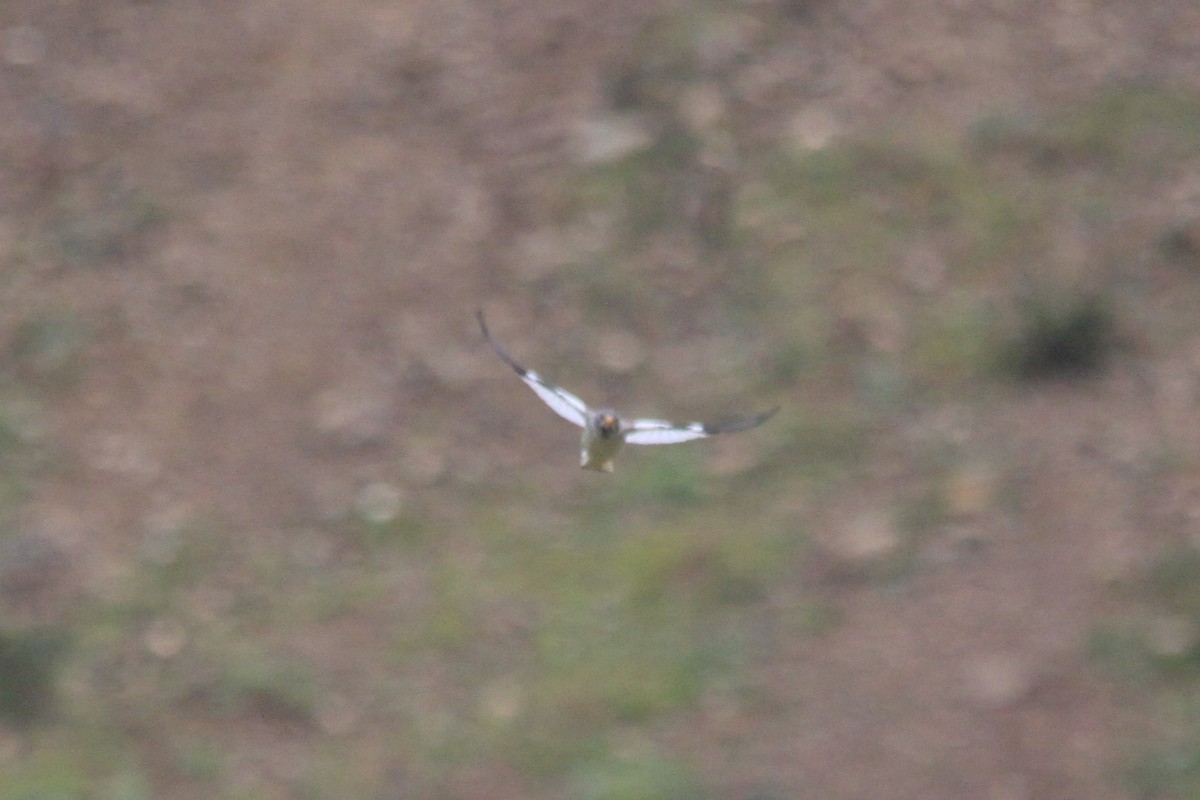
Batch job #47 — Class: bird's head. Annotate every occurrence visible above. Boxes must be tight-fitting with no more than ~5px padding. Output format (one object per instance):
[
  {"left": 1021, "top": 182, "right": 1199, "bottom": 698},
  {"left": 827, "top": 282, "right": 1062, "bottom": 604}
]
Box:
[{"left": 596, "top": 411, "right": 619, "bottom": 438}]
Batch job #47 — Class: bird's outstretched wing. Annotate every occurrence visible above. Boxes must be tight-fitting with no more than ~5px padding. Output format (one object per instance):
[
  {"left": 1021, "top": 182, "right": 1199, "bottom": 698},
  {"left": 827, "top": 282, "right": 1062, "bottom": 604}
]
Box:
[
  {"left": 625, "top": 406, "right": 779, "bottom": 445},
  {"left": 477, "top": 310, "right": 589, "bottom": 428}
]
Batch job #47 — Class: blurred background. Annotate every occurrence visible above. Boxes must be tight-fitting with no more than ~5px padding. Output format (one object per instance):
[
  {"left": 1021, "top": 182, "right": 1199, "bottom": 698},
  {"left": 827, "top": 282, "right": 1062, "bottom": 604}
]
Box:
[{"left": 1, "top": 1, "right": 1200, "bottom": 798}]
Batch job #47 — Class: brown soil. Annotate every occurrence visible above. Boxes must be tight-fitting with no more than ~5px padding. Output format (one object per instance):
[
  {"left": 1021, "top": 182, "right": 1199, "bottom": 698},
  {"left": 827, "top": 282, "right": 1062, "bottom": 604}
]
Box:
[{"left": 3, "top": 1, "right": 1200, "bottom": 798}]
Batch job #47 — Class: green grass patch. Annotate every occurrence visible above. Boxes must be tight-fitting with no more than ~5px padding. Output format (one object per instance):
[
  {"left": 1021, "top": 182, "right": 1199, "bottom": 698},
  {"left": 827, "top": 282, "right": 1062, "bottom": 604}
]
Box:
[
  {"left": 619, "top": 448, "right": 705, "bottom": 508},
  {"left": 1086, "top": 623, "right": 1155, "bottom": 685},
  {"left": 769, "top": 406, "right": 873, "bottom": 487},
  {"left": 532, "top": 590, "right": 713, "bottom": 723},
  {"left": 753, "top": 139, "right": 1039, "bottom": 272},
  {"left": 172, "top": 737, "right": 227, "bottom": 783},
  {"left": 569, "top": 748, "right": 704, "bottom": 800},
  {"left": 1142, "top": 546, "right": 1200, "bottom": 620},
  {"left": 0, "top": 626, "right": 71, "bottom": 727},
  {"left": 520, "top": 519, "right": 780, "bottom": 735},
  {"left": 1127, "top": 744, "right": 1200, "bottom": 800},
  {"left": 192, "top": 643, "right": 318, "bottom": 724},
  {"left": 910, "top": 293, "right": 999, "bottom": 385},
  {"left": 615, "top": 524, "right": 775, "bottom": 610},
  {"left": 609, "top": 6, "right": 729, "bottom": 111},
  {"left": 47, "top": 173, "right": 166, "bottom": 268},
  {"left": 102, "top": 770, "right": 153, "bottom": 800},
  {"left": 738, "top": 89, "right": 1200, "bottom": 402},
  {"left": 970, "top": 86, "right": 1200, "bottom": 178},
  {"left": 421, "top": 498, "right": 798, "bottom": 782},
  {"left": 1093, "top": 544, "right": 1200, "bottom": 797},
  {"left": 0, "top": 750, "right": 89, "bottom": 800},
  {"left": 131, "top": 519, "right": 236, "bottom": 607},
  {"left": 8, "top": 315, "right": 87, "bottom": 391},
  {"left": 571, "top": 125, "right": 702, "bottom": 244},
  {"left": 1121, "top": 688, "right": 1200, "bottom": 800}
]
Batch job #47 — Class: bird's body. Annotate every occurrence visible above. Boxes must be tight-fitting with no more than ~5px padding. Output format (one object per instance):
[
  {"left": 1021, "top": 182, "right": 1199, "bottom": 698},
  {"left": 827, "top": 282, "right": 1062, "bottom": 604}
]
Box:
[
  {"left": 580, "top": 410, "right": 625, "bottom": 472},
  {"left": 477, "top": 311, "right": 777, "bottom": 472}
]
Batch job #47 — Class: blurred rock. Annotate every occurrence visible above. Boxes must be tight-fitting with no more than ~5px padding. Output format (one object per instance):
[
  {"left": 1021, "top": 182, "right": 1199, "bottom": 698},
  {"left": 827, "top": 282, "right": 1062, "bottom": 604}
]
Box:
[
  {"left": 705, "top": 434, "right": 762, "bottom": 477},
  {"left": 900, "top": 242, "right": 949, "bottom": 293},
  {"left": 0, "top": 533, "right": 67, "bottom": 609},
  {"left": 962, "top": 651, "right": 1034, "bottom": 709},
  {"left": 143, "top": 617, "right": 187, "bottom": 659},
  {"left": 84, "top": 431, "right": 161, "bottom": 482},
  {"left": 905, "top": 404, "right": 974, "bottom": 449},
  {"left": 919, "top": 522, "right": 989, "bottom": 569},
  {"left": 678, "top": 83, "right": 727, "bottom": 132},
  {"left": 356, "top": 481, "right": 404, "bottom": 525},
  {"left": 478, "top": 675, "right": 523, "bottom": 723},
  {"left": 824, "top": 507, "right": 903, "bottom": 564},
  {"left": 734, "top": 51, "right": 808, "bottom": 111},
  {"left": 2, "top": 25, "right": 46, "bottom": 66},
  {"left": 886, "top": 49, "right": 943, "bottom": 87},
  {"left": 139, "top": 498, "right": 193, "bottom": 566},
  {"left": 596, "top": 329, "right": 646, "bottom": 374},
  {"left": 0, "top": 396, "right": 46, "bottom": 446},
  {"left": 288, "top": 527, "right": 337, "bottom": 570},
  {"left": 400, "top": 435, "right": 449, "bottom": 486},
  {"left": 838, "top": 290, "right": 906, "bottom": 354},
  {"left": 316, "top": 692, "right": 361, "bottom": 736},
  {"left": 184, "top": 585, "right": 236, "bottom": 623},
  {"left": 1145, "top": 614, "right": 1198, "bottom": 659},
  {"left": 1088, "top": 528, "right": 1143, "bottom": 583},
  {"left": 575, "top": 113, "right": 653, "bottom": 164},
  {"left": 692, "top": 11, "right": 760, "bottom": 72},
  {"left": 864, "top": 307, "right": 906, "bottom": 354},
  {"left": 944, "top": 463, "right": 997, "bottom": 520},
  {"left": 421, "top": 348, "right": 479, "bottom": 389},
  {"left": 1151, "top": 356, "right": 1197, "bottom": 433},
  {"left": 307, "top": 471, "right": 359, "bottom": 522},
  {"left": 512, "top": 226, "right": 572, "bottom": 283},
  {"left": 310, "top": 381, "right": 393, "bottom": 451},
  {"left": 787, "top": 105, "right": 840, "bottom": 152}
]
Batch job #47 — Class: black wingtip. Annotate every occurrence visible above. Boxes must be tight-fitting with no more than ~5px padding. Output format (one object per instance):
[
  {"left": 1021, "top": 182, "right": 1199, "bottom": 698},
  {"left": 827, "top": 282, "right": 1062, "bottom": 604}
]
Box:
[
  {"left": 477, "top": 308, "right": 502, "bottom": 350},
  {"left": 745, "top": 405, "right": 781, "bottom": 429},
  {"left": 475, "top": 309, "right": 527, "bottom": 377},
  {"left": 703, "top": 405, "right": 780, "bottom": 435}
]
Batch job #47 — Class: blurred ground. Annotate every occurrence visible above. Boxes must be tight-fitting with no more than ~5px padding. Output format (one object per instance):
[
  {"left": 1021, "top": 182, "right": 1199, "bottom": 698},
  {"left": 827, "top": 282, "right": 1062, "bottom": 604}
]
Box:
[{"left": 2, "top": 1, "right": 1200, "bottom": 799}]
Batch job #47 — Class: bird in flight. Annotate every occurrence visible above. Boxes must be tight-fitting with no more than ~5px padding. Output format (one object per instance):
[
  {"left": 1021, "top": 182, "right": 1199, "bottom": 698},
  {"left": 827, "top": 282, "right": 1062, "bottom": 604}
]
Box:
[{"left": 477, "top": 310, "right": 778, "bottom": 472}]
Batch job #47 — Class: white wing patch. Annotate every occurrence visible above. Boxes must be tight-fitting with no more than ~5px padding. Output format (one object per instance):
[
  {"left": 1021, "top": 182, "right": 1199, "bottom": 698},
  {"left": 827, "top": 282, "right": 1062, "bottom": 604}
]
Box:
[
  {"left": 624, "top": 419, "right": 709, "bottom": 445},
  {"left": 477, "top": 310, "right": 589, "bottom": 428},
  {"left": 518, "top": 369, "right": 589, "bottom": 428},
  {"left": 625, "top": 407, "right": 779, "bottom": 446}
]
